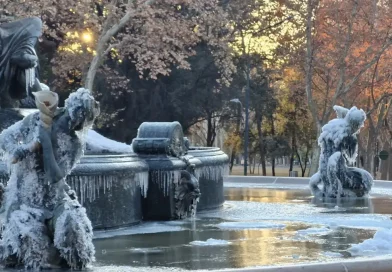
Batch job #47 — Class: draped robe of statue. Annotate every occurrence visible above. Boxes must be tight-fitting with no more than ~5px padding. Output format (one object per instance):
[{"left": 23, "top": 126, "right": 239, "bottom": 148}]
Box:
[
  {"left": 0, "top": 17, "right": 42, "bottom": 108},
  {"left": 0, "top": 88, "right": 98, "bottom": 269}
]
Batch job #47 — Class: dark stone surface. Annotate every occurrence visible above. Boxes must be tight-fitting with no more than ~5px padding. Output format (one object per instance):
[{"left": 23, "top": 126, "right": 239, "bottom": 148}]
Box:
[
  {"left": 132, "top": 121, "right": 186, "bottom": 157},
  {"left": 188, "top": 147, "right": 229, "bottom": 211},
  {"left": 67, "top": 154, "right": 149, "bottom": 229},
  {"left": 140, "top": 155, "right": 201, "bottom": 220}
]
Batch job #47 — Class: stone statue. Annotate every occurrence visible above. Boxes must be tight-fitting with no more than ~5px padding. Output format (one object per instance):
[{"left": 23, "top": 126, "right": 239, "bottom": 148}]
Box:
[
  {"left": 0, "top": 17, "right": 43, "bottom": 108},
  {"left": 310, "top": 105, "right": 373, "bottom": 198},
  {"left": 0, "top": 87, "right": 99, "bottom": 269},
  {"left": 174, "top": 163, "right": 200, "bottom": 219}
]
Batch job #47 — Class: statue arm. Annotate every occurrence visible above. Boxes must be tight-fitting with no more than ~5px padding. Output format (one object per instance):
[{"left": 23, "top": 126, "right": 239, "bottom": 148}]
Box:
[
  {"left": 10, "top": 50, "right": 38, "bottom": 69},
  {"left": 0, "top": 115, "right": 40, "bottom": 163},
  {"left": 38, "top": 125, "right": 65, "bottom": 183}
]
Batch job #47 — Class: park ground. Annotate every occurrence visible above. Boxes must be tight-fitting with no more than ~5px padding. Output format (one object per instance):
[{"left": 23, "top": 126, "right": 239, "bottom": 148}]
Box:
[{"left": 230, "top": 165, "right": 310, "bottom": 177}]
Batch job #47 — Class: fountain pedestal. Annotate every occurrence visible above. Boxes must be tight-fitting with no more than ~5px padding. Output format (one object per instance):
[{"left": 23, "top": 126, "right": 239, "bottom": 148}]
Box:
[{"left": 133, "top": 122, "right": 228, "bottom": 220}]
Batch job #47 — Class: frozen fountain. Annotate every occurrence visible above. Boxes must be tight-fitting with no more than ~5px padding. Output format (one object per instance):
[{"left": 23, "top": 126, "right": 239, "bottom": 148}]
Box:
[
  {"left": 0, "top": 16, "right": 229, "bottom": 270},
  {"left": 0, "top": 16, "right": 391, "bottom": 272},
  {"left": 132, "top": 122, "right": 228, "bottom": 220},
  {"left": 0, "top": 116, "right": 228, "bottom": 228},
  {"left": 310, "top": 105, "right": 373, "bottom": 198},
  {"left": 0, "top": 17, "right": 229, "bottom": 231}
]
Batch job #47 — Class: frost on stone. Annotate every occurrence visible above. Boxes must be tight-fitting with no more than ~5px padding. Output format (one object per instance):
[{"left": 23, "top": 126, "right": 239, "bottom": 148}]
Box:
[
  {"left": 85, "top": 129, "right": 132, "bottom": 154},
  {"left": 53, "top": 199, "right": 95, "bottom": 269},
  {"left": 0, "top": 88, "right": 99, "bottom": 269},
  {"left": 310, "top": 105, "right": 373, "bottom": 198}
]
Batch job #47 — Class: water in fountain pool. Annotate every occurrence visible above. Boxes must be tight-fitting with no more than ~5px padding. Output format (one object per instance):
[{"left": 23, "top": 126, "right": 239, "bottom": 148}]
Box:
[
  {"left": 5, "top": 184, "right": 392, "bottom": 271},
  {"left": 83, "top": 185, "right": 392, "bottom": 271}
]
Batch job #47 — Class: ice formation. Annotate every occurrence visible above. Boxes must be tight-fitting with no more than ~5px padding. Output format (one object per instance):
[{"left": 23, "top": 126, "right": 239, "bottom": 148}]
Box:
[
  {"left": 85, "top": 130, "right": 133, "bottom": 154},
  {"left": 149, "top": 161, "right": 201, "bottom": 219},
  {"left": 0, "top": 88, "right": 99, "bottom": 269},
  {"left": 349, "top": 228, "right": 392, "bottom": 256},
  {"left": 66, "top": 172, "right": 149, "bottom": 205},
  {"left": 310, "top": 105, "right": 373, "bottom": 198},
  {"left": 189, "top": 238, "right": 231, "bottom": 246},
  {"left": 195, "top": 164, "right": 230, "bottom": 181}
]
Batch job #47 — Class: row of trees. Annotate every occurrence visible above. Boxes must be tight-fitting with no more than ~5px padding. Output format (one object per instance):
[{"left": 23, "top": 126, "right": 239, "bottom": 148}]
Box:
[{"left": 3, "top": 0, "right": 392, "bottom": 178}]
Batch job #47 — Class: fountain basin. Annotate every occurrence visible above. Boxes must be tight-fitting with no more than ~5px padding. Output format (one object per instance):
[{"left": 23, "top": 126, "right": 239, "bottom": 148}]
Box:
[
  {"left": 66, "top": 153, "right": 149, "bottom": 229},
  {"left": 0, "top": 153, "right": 149, "bottom": 230},
  {"left": 0, "top": 146, "right": 229, "bottom": 227},
  {"left": 0, "top": 119, "right": 229, "bottom": 226},
  {"left": 139, "top": 147, "right": 229, "bottom": 220},
  {"left": 189, "top": 147, "right": 229, "bottom": 211},
  {"left": 90, "top": 176, "right": 392, "bottom": 272}
]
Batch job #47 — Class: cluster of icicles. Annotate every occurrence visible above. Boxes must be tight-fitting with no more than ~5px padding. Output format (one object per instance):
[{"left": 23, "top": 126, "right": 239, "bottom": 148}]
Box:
[
  {"left": 0, "top": 158, "right": 228, "bottom": 206},
  {"left": 66, "top": 172, "right": 149, "bottom": 205},
  {"left": 25, "top": 67, "right": 36, "bottom": 95},
  {"left": 65, "top": 164, "right": 229, "bottom": 205}
]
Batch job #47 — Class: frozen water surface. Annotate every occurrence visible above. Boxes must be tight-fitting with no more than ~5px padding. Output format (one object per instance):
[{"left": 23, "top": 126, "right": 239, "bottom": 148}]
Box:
[{"left": 5, "top": 182, "right": 392, "bottom": 271}]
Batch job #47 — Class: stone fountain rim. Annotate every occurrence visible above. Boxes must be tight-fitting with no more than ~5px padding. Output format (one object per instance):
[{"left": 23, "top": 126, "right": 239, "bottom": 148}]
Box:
[
  {"left": 212, "top": 256, "right": 392, "bottom": 272},
  {"left": 225, "top": 176, "right": 391, "bottom": 188}
]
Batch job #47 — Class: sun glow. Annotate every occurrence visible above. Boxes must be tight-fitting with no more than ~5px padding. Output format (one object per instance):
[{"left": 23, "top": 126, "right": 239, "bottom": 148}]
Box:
[{"left": 82, "top": 32, "right": 93, "bottom": 43}]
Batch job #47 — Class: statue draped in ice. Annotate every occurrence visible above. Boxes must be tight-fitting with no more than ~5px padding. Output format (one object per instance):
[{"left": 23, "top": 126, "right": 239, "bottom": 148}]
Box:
[
  {"left": 0, "top": 87, "right": 99, "bottom": 269},
  {"left": 0, "top": 17, "right": 43, "bottom": 108},
  {"left": 310, "top": 106, "right": 373, "bottom": 198}
]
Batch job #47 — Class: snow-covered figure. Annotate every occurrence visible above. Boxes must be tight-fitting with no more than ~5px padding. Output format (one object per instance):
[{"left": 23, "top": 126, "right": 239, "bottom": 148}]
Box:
[
  {"left": 310, "top": 105, "right": 373, "bottom": 198},
  {"left": 174, "top": 164, "right": 200, "bottom": 219},
  {"left": 0, "top": 87, "right": 99, "bottom": 269}
]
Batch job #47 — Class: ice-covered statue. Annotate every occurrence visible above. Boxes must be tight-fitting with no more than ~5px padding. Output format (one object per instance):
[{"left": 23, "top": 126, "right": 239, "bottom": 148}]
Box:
[
  {"left": 174, "top": 164, "right": 200, "bottom": 219},
  {"left": 0, "top": 17, "right": 43, "bottom": 108},
  {"left": 0, "top": 87, "right": 99, "bottom": 269},
  {"left": 310, "top": 106, "right": 373, "bottom": 198}
]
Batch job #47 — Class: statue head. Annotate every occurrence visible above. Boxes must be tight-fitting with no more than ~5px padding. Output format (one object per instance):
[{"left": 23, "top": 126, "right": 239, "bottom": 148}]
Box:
[
  {"left": 64, "top": 88, "right": 100, "bottom": 131},
  {"left": 319, "top": 105, "right": 366, "bottom": 163},
  {"left": 333, "top": 105, "right": 366, "bottom": 135},
  {"left": 0, "top": 17, "right": 43, "bottom": 106},
  {"left": 179, "top": 169, "right": 200, "bottom": 200}
]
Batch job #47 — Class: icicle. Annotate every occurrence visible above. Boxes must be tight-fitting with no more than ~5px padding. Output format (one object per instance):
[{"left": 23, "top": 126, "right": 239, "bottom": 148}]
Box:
[
  {"left": 25, "top": 68, "right": 30, "bottom": 96},
  {"left": 136, "top": 172, "right": 149, "bottom": 197},
  {"left": 30, "top": 68, "right": 35, "bottom": 88},
  {"left": 79, "top": 176, "right": 84, "bottom": 206}
]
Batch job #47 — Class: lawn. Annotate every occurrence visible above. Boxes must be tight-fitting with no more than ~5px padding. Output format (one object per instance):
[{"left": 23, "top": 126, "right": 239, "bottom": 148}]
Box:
[{"left": 230, "top": 165, "right": 310, "bottom": 177}]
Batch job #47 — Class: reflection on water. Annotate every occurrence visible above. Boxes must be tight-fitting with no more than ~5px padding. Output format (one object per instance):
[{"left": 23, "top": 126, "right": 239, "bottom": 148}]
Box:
[
  {"left": 91, "top": 187, "right": 392, "bottom": 270},
  {"left": 225, "top": 187, "right": 311, "bottom": 204},
  {"left": 226, "top": 187, "right": 392, "bottom": 215}
]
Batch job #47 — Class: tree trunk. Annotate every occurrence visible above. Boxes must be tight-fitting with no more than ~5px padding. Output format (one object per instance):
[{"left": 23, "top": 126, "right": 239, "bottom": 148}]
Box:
[
  {"left": 388, "top": 143, "right": 392, "bottom": 180},
  {"left": 271, "top": 116, "right": 276, "bottom": 176},
  {"left": 271, "top": 158, "right": 275, "bottom": 176},
  {"left": 364, "top": 126, "right": 376, "bottom": 174},
  {"left": 305, "top": 0, "right": 321, "bottom": 177},
  {"left": 289, "top": 153, "right": 294, "bottom": 172},
  {"left": 229, "top": 149, "right": 236, "bottom": 173},
  {"left": 302, "top": 149, "right": 310, "bottom": 177},
  {"left": 256, "top": 112, "right": 266, "bottom": 176},
  {"left": 252, "top": 156, "right": 256, "bottom": 174},
  {"left": 381, "top": 158, "right": 389, "bottom": 180},
  {"left": 308, "top": 123, "right": 322, "bottom": 176},
  {"left": 84, "top": 4, "right": 152, "bottom": 91},
  {"left": 206, "top": 112, "right": 216, "bottom": 147},
  {"left": 357, "top": 133, "right": 364, "bottom": 167}
]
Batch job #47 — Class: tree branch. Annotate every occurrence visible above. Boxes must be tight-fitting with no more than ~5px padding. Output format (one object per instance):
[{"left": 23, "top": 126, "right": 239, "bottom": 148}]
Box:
[
  {"left": 366, "top": 93, "right": 392, "bottom": 116},
  {"left": 85, "top": 0, "right": 157, "bottom": 91}
]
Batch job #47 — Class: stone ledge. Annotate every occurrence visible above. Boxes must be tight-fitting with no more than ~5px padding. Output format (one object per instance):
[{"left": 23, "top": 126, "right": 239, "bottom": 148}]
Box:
[{"left": 212, "top": 257, "right": 392, "bottom": 272}]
